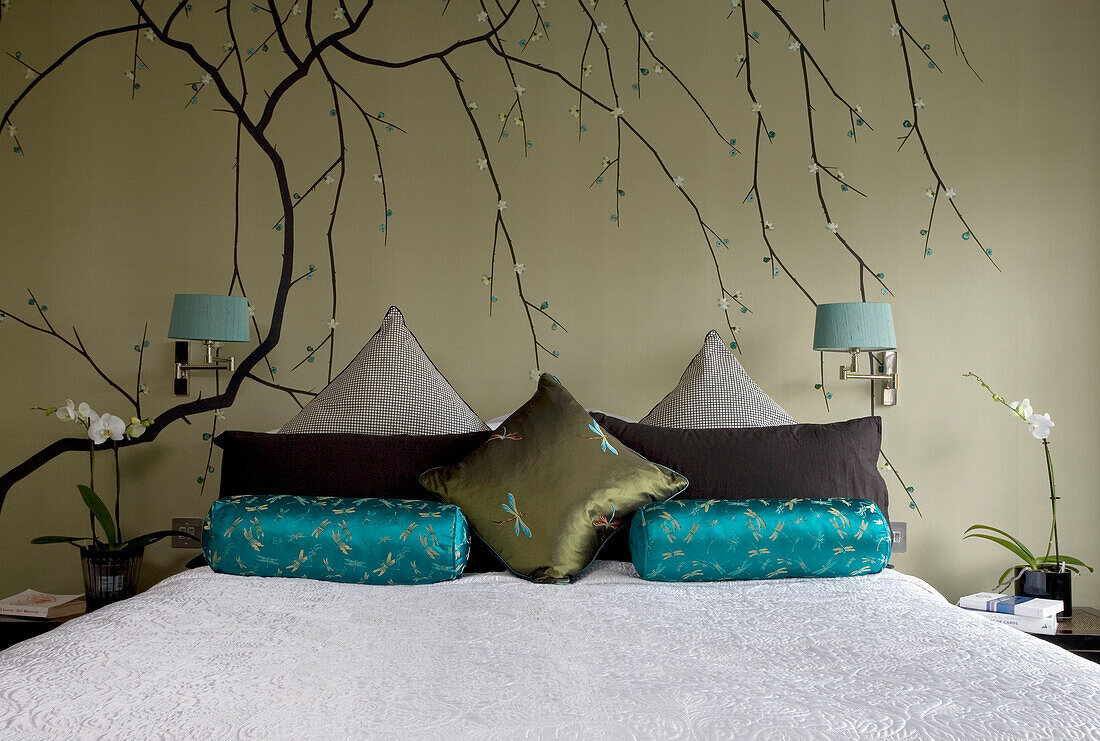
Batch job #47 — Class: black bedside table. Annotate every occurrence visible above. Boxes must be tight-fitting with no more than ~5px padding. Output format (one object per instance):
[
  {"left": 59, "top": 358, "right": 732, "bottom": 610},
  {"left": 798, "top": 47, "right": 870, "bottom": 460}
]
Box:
[
  {"left": 0, "top": 612, "right": 83, "bottom": 651},
  {"left": 1033, "top": 606, "right": 1100, "bottom": 664}
]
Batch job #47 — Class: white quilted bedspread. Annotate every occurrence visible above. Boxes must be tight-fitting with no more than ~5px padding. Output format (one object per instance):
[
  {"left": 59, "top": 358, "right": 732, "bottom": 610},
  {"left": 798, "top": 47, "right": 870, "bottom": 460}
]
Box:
[{"left": 1, "top": 563, "right": 1098, "bottom": 740}]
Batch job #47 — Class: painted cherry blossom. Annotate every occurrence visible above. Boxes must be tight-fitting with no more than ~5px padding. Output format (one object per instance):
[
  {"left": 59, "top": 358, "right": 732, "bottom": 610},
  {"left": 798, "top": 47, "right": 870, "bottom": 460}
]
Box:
[
  {"left": 808, "top": 161, "right": 820, "bottom": 174},
  {"left": 644, "top": 31, "right": 654, "bottom": 41},
  {"left": 333, "top": 7, "right": 345, "bottom": 20},
  {"left": 751, "top": 102, "right": 762, "bottom": 114},
  {"left": 497, "top": 200, "right": 508, "bottom": 211},
  {"left": 529, "top": 369, "right": 540, "bottom": 381},
  {"left": 327, "top": 318, "right": 339, "bottom": 329},
  {"left": 888, "top": 23, "right": 900, "bottom": 37},
  {"left": 788, "top": 41, "right": 800, "bottom": 51},
  {"left": 673, "top": 176, "right": 685, "bottom": 188},
  {"left": 717, "top": 297, "right": 730, "bottom": 311},
  {"left": 481, "top": 274, "right": 492, "bottom": 285},
  {"left": 514, "top": 85, "right": 525, "bottom": 96},
  {"left": 610, "top": 106, "right": 624, "bottom": 118},
  {"left": 914, "top": 98, "right": 925, "bottom": 109},
  {"left": 945, "top": 188, "right": 957, "bottom": 199},
  {"left": 569, "top": 105, "right": 580, "bottom": 118},
  {"left": 476, "top": 158, "right": 488, "bottom": 170},
  {"left": 597, "top": 23, "right": 607, "bottom": 34},
  {"left": 372, "top": 173, "right": 383, "bottom": 184},
  {"left": 926, "top": 187, "right": 936, "bottom": 199},
  {"left": 764, "top": 219, "right": 774, "bottom": 230},
  {"left": 514, "top": 263, "right": 526, "bottom": 274},
  {"left": 827, "top": 222, "right": 839, "bottom": 233},
  {"left": 476, "top": 10, "right": 488, "bottom": 22}
]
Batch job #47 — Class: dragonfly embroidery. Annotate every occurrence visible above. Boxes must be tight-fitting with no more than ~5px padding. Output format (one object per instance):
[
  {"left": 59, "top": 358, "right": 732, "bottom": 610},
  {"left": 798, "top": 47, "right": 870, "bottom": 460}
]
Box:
[
  {"left": 494, "top": 492, "right": 532, "bottom": 538},
  {"left": 582, "top": 420, "right": 619, "bottom": 455},
  {"left": 489, "top": 426, "right": 523, "bottom": 441}
]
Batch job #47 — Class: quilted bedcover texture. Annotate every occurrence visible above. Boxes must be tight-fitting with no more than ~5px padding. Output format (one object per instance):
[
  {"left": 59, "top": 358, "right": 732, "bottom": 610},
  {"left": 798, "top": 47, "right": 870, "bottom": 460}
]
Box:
[{"left": 1, "top": 563, "right": 1098, "bottom": 739}]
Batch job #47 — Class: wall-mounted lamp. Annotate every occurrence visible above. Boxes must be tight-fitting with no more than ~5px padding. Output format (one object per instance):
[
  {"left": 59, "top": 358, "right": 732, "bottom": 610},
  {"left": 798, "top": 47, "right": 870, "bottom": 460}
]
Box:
[
  {"left": 168, "top": 294, "right": 250, "bottom": 396},
  {"left": 812, "top": 302, "right": 898, "bottom": 406}
]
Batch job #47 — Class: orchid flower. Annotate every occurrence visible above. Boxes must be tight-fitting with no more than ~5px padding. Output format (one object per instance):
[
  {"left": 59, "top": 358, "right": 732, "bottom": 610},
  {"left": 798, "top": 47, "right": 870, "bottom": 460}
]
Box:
[
  {"left": 77, "top": 402, "right": 97, "bottom": 424},
  {"left": 126, "top": 417, "right": 148, "bottom": 439},
  {"left": 55, "top": 399, "right": 77, "bottom": 422},
  {"left": 1027, "top": 412, "right": 1054, "bottom": 440},
  {"left": 88, "top": 413, "right": 126, "bottom": 445}
]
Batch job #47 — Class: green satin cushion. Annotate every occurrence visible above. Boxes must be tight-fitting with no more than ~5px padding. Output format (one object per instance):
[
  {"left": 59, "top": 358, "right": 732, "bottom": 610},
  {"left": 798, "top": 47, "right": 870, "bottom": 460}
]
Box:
[
  {"left": 420, "top": 374, "right": 687, "bottom": 584},
  {"left": 631, "top": 497, "right": 891, "bottom": 582},
  {"left": 202, "top": 495, "right": 470, "bottom": 584}
]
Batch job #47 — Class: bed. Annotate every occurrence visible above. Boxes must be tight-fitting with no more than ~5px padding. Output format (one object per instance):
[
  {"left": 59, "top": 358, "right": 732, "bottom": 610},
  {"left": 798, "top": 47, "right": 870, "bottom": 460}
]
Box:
[{"left": 2, "top": 562, "right": 1098, "bottom": 739}]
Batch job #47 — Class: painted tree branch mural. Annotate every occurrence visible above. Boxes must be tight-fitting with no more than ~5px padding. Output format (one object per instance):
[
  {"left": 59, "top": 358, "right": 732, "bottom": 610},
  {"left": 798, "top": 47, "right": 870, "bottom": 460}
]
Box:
[{"left": 0, "top": 0, "right": 995, "bottom": 515}]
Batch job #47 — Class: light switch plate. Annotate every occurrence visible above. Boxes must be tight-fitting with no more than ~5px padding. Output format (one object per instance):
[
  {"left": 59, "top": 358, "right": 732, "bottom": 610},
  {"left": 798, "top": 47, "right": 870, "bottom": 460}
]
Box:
[
  {"left": 890, "top": 521, "right": 907, "bottom": 554},
  {"left": 171, "top": 517, "right": 204, "bottom": 549}
]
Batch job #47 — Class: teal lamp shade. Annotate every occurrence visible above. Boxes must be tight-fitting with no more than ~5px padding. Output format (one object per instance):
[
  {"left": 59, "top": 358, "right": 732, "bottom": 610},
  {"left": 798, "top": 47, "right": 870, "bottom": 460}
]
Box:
[
  {"left": 168, "top": 295, "right": 250, "bottom": 342},
  {"left": 813, "top": 302, "right": 896, "bottom": 352}
]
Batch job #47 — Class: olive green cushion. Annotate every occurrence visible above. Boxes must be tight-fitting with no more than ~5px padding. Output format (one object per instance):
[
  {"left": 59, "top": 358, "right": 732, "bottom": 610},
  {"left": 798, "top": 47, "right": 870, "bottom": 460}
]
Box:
[{"left": 420, "top": 374, "right": 687, "bottom": 583}]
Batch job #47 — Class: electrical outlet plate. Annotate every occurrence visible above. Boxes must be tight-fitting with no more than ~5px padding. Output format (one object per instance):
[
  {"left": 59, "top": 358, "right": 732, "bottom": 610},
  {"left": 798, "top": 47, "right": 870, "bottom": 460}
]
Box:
[
  {"left": 890, "top": 521, "right": 907, "bottom": 554},
  {"left": 171, "top": 517, "right": 204, "bottom": 549}
]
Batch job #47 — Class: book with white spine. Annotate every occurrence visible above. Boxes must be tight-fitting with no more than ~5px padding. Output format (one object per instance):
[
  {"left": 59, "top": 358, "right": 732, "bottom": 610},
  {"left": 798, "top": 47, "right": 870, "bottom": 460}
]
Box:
[
  {"left": 0, "top": 590, "right": 85, "bottom": 619},
  {"left": 960, "top": 607, "right": 1057, "bottom": 635},
  {"left": 957, "top": 592, "right": 1063, "bottom": 620}
]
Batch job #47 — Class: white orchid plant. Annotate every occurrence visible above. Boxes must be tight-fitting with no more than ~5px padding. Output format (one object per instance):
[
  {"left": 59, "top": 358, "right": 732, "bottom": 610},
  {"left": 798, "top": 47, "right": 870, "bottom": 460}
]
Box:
[
  {"left": 963, "top": 373, "right": 1093, "bottom": 590},
  {"left": 28, "top": 401, "right": 193, "bottom": 552}
]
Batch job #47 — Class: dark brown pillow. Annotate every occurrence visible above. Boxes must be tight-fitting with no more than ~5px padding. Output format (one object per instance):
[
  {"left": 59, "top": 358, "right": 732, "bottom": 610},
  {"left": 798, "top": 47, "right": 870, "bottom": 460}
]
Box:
[
  {"left": 590, "top": 414, "right": 889, "bottom": 562},
  {"left": 213, "top": 430, "right": 502, "bottom": 572}
]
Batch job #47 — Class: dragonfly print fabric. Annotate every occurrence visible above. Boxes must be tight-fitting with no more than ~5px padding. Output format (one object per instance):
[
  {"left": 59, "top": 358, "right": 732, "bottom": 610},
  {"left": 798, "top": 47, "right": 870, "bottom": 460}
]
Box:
[
  {"left": 630, "top": 498, "right": 891, "bottom": 582},
  {"left": 420, "top": 373, "right": 687, "bottom": 584},
  {"left": 201, "top": 495, "right": 470, "bottom": 585}
]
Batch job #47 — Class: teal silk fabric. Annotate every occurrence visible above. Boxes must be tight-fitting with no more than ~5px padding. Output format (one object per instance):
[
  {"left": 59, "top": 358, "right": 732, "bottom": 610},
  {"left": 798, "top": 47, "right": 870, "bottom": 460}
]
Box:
[
  {"left": 202, "top": 495, "right": 470, "bottom": 585},
  {"left": 630, "top": 498, "right": 891, "bottom": 582}
]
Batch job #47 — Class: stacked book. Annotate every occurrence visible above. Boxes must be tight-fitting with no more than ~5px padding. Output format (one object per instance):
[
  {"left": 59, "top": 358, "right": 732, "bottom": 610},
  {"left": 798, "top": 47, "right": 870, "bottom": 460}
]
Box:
[
  {"left": 0, "top": 590, "right": 85, "bottom": 620},
  {"left": 958, "top": 592, "right": 1063, "bottom": 635}
]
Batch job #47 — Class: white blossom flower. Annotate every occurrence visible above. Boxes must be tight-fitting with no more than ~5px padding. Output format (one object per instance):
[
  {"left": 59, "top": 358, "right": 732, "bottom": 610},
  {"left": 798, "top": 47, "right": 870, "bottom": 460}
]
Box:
[
  {"left": 531, "top": 31, "right": 543, "bottom": 42},
  {"left": 1027, "top": 412, "right": 1054, "bottom": 440},
  {"left": 654, "top": 63, "right": 665, "bottom": 74},
  {"left": 827, "top": 222, "right": 839, "bottom": 233},
  {"left": 481, "top": 274, "right": 492, "bottom": 285},
  {"left": 497, "top": 200, "right": 508, "bottom": 211},
  {"left": 24, "top": 69, "right": 37, "bottom": 80},
  {"left": 223, "top": 40, "right": 235, "bottom": 51},
  {"left": 292, "top": 4, "right": 302, "bottom": 16},
  {"left": 467, "top": 101, "right": 478, "bottom": 110},
  {"left": 327, "top": 318, "right": 340, "bottom": 330},
  {"left": 514, "top": 85, "right": 525, "bottom": 97},
  {"left": 372, "top": 173, "right": 383, "bottom": 184},
  {"left": 324, "top": 172, "right": 335, "bottom": 184},
  {"left": 7, "top": 124, "right": 16, "bottom": 138},
  {"left": 788, "top": 40, "right": 801, "bottom": 51},
  {"left": 854, "top": 105, "right": 863, "bottom": 115},
  {"left": 476, "top": 10, "right": 489, "bottom": 22},
  {"left": 537, "top": 0, "right": 545, "bottom": 7},
  {"left": 914, "top": 98, "right": 925, "bottom": 109},
  {"left": 888, "top": 23, "right": 900, "bottom": 37},
  {"left": 582, "top": 64, "right": 593, "bottom": 77},
  {"left": 569, "top": 105, "right": 580, "bottom": 118},
  {"left": 717, "top": 297, "right": 730, "bottom": 311},
  {"left": 808, "top": 161, "right": 820, "bottom": 174},
  {"left": 735, "top": 53, "right": 746, "bottom": 64},
  {"left": 597, "top": 23, "right": 607, "bottom": 34},
  {"left": 55, "top": 399, "right": 77, "bottom": 422},
  {"left": 732, "top": 291, "right": 742, "bottom": 300},
  {"left": 513, "top": 117, "right": 523, "bottom": 127},
  {"left": 247, "top": 304, "right": 256, "bottom": 317},
  {"left": 730, "top": 0, "right": 741, "bottom": 8},
  {"left": 836, "top": 170, "right": 845, "bottom": 180},
  {"left": 214, "top": 409, "right": 226, "bottom": 421},
  {"left": 333, "top": 6, "right": 345, "bottom": 20},
  {"left": 644, "top": 31, "right": 654, "bottom": 41},
  {"left": 201, "top": 73, "right": 213, "bottom": 86},
  {"left": 138, "top": 384, "right": 150, "bottom": 396},
  {"left": 514, "top": 262, "right": 526, "bottom": 274},
  {"left": 88, "top": 413, "right": 126, "bottom": 445},
  {"left": 610, "top": 106, "right": 624, "bottom": 118},
  {"left": 764, "top": 219, "right": 774, "bottom": 230},
  {"left": 732, "top": 326, "right": 741, "bottom": 333},
  {"left": 1010, "top": 399, "right": 1033, "bottom": 420},
  {"left": 751, "top": 102, "right": 762, "bottom": 114},
  {"left": 945, "top": 188, "right": 957, "bottom": 199},
  {"left": 925, "top": 187, "right": 936, "bottom": 199},
  {"left": 498, "top": 113, "right": 508, "bottom": 122},
  {"left": 673, "top": 175, "right": 685, "bottom": 188},
  {"left": 124, "top": 70, "right": 135, "bottom": 81},
  {"left": 144, "top": 29, "right": 156, "bottom": 41},
  {"left": 476, "top": 158, "right": 488, "bottom": 170},
  {"left": 77, "top": 403, "right": 96, "bottom": 424},
  {"left": 529, "top": 369, "right": 541, "bottom": 381},
  {"left": 126, "top": 417, "right": 147, "bottom": 439},
  {"left": 601, "top": 157, "right": 611, "bottom": 167}
]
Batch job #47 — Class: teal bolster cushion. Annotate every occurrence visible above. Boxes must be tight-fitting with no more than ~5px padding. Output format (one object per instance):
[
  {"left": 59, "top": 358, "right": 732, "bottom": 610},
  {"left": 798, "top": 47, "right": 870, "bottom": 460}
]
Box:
[
  {"left": 630, "top": 498, "right": 891, "bottom": 582},
  {"left": 202, "top": 495, "right": 470, "bottom": 585}
]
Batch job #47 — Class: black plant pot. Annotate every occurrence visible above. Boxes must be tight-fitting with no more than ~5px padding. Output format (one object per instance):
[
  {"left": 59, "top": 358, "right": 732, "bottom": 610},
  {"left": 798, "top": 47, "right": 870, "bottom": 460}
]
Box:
[
  {"left": 80, "top": 545, "right": 144, "bottom": 612},
  {"left": 1014, "top": 567, "right": 1072, "bottom": 620}
]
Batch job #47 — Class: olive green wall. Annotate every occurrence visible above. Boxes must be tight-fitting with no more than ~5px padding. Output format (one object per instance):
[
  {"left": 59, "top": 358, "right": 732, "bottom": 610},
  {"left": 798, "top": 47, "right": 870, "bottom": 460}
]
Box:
[{"left": 1, "top": 2, "right": 1097, "bottom": 606}]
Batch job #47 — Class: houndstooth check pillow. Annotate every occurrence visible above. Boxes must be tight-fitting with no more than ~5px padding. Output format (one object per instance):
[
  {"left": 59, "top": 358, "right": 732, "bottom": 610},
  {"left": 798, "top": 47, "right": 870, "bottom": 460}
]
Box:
[
  {"left": 279, "top": 307, "right": 488, "bottom": 435},
  {"left": 640, "top": 330, "right": 795, "bottom": 428}
]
